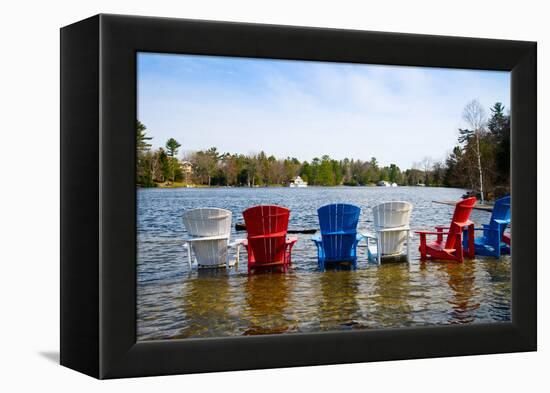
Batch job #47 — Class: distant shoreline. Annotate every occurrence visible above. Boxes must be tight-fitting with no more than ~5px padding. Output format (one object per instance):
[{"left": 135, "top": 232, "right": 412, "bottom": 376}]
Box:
[{"left": 138, "top": 183, "right": 450, "bottom": 189}]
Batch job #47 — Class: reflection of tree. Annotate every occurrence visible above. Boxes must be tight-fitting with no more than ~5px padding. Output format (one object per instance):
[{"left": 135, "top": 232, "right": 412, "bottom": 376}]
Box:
[
  {"left": 243, "top": 273, "right": 293, "bottom": 335},
  {"left": 318, "top": 271, "right": 362, "bottom": 331},
  {"left": 175, "top": 270, "right": 233, "bottom": 339},
  {"left": 370, "top": 264, "right": 413, "bottom": 327},
  {"left": 444, "top": 261, "right": 480, "bottom": 324}
]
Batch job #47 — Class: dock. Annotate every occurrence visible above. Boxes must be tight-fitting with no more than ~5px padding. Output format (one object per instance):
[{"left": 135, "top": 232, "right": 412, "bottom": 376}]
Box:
[
  {"left": 235, "top": 223, "right": 317, "bottom": 234},
  {"left": 433, "top": 200, "right": 493, "bottom": 212}
]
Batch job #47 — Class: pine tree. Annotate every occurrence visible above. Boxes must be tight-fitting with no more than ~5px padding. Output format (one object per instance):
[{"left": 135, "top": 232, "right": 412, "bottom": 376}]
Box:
[
  {"left": 164, "top": 138, "right": 181, "bottom": 183},
  {"left": 136, "top": 120, "right": 152, "bottom": 154},
  {"left": 487, "top": 102, "right": 506, "bottom": 136}
]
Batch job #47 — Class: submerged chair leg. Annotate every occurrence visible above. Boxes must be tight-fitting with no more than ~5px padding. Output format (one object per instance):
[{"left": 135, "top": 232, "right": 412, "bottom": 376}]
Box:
[
  {"left": 406, "top": 230, "right": 411, "bottom": 262},
  {"left": 185, "top": 242, "right": 193, "bottom": 269},
  {"left": 455, "top": 233, "right": 464, "bottom": 263},
  {"left": 467, "top": 223, "right": 475, "bottom": 259},
  {"left": 377, "top": 236, "right": 382, "bottom": 265},
  {"left": 318, "top": 258, "right": 325, "bottom": 272},
  {"left": 418, "top": 234, "right": 427, "bottom": 261}
]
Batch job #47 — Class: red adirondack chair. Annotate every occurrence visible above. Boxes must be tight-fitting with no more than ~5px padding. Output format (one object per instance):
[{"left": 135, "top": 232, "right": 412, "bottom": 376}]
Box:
[
  {"left": 415, "top": 197, "right": 477, "bottom": 263},
  {"left": 242, "top": 205, "right": 297, "bottom": 272}
]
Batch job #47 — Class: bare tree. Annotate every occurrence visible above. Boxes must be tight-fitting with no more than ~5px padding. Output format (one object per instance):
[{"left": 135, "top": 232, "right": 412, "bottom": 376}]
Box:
[
  {"left": 461, "top": 100, "right": 487, "bottom": 202},
  {"left": 421, "top": 156, "right": 432, "bottom": 185}
]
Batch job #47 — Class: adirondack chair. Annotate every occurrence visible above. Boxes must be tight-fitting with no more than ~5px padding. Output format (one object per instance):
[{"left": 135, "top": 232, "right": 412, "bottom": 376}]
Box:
[
  {"left": 462, "top": 195, "right": 511, "bottom": 257},
  {"left": 241, "top": 205, "right": 297, "bottom": 272},
  {"left": 311, "top": 203, "right": 364, "bottom": 270},
  {"left": 364, "top": 201, "right": 413, "bottom": 264},
  {"left": 502, "top": 232, "right": 511, "bottom": 252},
  {"left": 182, "top": 208, "right": 241, "bottom": 269},
  {"left": 415, "top": 197, "right": 477, "bottom": 263}
]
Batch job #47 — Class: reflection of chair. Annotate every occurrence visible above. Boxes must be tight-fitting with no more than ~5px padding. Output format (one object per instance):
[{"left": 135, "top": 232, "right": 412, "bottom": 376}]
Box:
[
  {"left": 415, "top": 197, "right": 476, "bottom": 263},
  {"left": 312, "top": 203, "right": 363, "bottom": 270},
  {"left": 364, "top": 201, "right": 412, "bottom": 264},
  {"left": 241, "top": 205, "right": 297, "bottom": 272},
  {"left": 243, "top": 275, "right": 292, "bottom": 335},
  {"left": 182, "top": 208, "right": 240, "bottom": 269},
  {"left": 463, "top": 195, "right": 511, "bottom": 258}
]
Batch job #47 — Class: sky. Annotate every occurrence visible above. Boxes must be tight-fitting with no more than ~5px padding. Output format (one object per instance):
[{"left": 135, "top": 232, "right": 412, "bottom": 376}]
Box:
[{"left": 137, "top": 52, "right": 510, "bottom": 169}]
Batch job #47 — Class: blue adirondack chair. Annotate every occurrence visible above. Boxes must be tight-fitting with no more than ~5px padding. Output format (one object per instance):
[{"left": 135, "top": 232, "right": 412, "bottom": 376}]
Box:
[
  {"left": 311, "top": 203, "right": 364, "bottom": 270},
  {"left": 463, "top": 195, "right": 511, "bottom": 257}
]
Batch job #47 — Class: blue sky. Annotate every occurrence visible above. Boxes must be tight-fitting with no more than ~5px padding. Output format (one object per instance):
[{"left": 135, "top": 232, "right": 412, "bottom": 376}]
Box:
[{"left": 137, "top": 52, "right": 509, "bottom": 169}]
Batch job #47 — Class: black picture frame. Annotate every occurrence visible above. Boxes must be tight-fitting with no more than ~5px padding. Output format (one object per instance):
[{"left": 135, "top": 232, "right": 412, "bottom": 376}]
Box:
[{"left": 60, "top": 14, "right": 537, "bottom": 379}]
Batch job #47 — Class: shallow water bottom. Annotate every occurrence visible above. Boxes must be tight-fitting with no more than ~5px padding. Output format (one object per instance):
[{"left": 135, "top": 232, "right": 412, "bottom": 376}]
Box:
[{"left": 137, "top": 256, "right": 511, "bottom": 341}]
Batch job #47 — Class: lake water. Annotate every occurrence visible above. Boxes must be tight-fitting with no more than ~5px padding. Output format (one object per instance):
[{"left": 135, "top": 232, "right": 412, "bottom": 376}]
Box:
[{"left": 137, "top": 186, "right": 511, "bottom": 341}]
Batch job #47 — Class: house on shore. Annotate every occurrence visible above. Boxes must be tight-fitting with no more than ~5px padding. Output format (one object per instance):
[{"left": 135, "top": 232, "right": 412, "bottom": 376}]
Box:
[
  {"left": 289, "top": 176, "right": 308, "bottom": 188},
  {"left": 180, "top": 160, "right": 193, "bottom": 185}
]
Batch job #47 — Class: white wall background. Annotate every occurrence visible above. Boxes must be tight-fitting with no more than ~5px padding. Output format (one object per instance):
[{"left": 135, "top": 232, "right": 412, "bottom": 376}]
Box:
[{"left": 0, "top": 0, "right": 546, "bottom": 390}]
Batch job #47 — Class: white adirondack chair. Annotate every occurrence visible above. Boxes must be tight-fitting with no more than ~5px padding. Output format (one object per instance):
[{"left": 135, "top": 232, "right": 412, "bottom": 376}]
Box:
[
  {"left": 182, "top": 208, "right": 242, "bottom": 269},
  {"left": 364, "top": 201, "right": 413, "bottom": 264}
]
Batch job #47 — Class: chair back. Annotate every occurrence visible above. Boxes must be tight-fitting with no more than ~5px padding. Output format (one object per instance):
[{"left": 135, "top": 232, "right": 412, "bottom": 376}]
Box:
[
  {"left": 243, "top": 205, "right": 290, "bottom": 264},
  {"left": 182, "top": 208, "right": 232, "bottom": 267},
  {"left": 490, "top": 195, "right": 511, "bottom": 227},
  {"left": 182, "top": 208, "right": 232, "bottom": 237},
  {"left": 444, "top": 197, "right": 477, "bottom": 249},
  {"left": 317, "top": 203, "right": 360, "bottom": 261},
  {"left": 479, "top": 195, "right": 510, "bottom": 246},
  {"left": 372, "top": 201, "right": 412, "bottom": 255}
]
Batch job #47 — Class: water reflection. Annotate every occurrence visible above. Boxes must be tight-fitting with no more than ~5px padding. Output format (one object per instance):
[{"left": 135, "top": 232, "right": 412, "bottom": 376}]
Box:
[
  {"left": 369, "top": 263, "right": 414, "bottom": 327},
  {"left": 443, "top": 261, "right": 480, "bottom": 324},
  {"left": 479, "top": 258, "right": 512, "bottom": 322},
  {"left": 243, "top": 273, "right": 294, "bottom": 335},
  {"left": 318, "top": 270, "right": 363, "bottom": 330},
  {"left": 174, "top": 270, "right": 237, "bottom": 339}
]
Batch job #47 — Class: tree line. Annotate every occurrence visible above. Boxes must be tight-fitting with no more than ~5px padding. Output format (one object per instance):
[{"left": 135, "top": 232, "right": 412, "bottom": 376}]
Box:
[
  {"left": 137, "top": 100, "right": 509, "bottom": 199},
  {"left": 443, "top": 100, "right": 510, "bottom": 200}
]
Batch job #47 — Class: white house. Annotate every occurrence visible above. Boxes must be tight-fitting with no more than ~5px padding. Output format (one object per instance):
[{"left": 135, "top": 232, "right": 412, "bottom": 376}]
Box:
[{"left": 289, "top": 176, "right": 308, "bottom": 187}]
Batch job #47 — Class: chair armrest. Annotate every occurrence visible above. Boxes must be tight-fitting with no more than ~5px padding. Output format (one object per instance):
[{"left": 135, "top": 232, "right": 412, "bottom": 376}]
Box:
[
  {"left": 415, "top": 230, "right": 451, "bottom": 235},
  {"left": 493, "top": 219, "right": 510, "bottom": 225},
  {"left": 311, "top": 234, "right": 322, "bottom": 243},
  {"left": 322, "top": 230, "right": 356, "bottom": 236},
  {"left": 455, "top": 220, "right": 474, "bottom": 228},
  {"left": 461, "top": 225, "right": 494, "bottom": 232},
  {"left": 228, "top": 238, "right": 246, "bottom": 247},
  {"left": 286, "top": 236, "right": 298, "bottom": 245},
  {"left": 361, "top": 232, "right": 377, "bottom": 245},
  {"left": 479, "top": 225, "right": 500, "bottom": 232},
  {"left": 183, "top": 234, "right": 230, "bottom": 242},
  {"left": 377, "top": 226, "right": 410, "bottom": 233}
]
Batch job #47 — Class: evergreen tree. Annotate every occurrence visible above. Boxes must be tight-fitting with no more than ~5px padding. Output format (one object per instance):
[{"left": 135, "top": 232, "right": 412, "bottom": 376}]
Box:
[
  {"left": 137, "top": 120, "right": 152, "bottom": 154},
  {"left": 165, "top": 138, "right": 181, "bottom": 157},
  {"left": 487, "top": 102, "right": 506, "bottom": 136}
]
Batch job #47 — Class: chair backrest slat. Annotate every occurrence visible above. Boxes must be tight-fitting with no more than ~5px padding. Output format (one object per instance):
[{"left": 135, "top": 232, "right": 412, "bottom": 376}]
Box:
[
  {"left": 444, "top": 197, "right": 477, "bottom": 249},
  {"left": 243, "top": 205, "right": 290, "bottom": 264},
  {"left": 182, "top": 208, "right": 232, "bottom": 237},
  {"left": 372, "top": 201, "right": 412, "bottom": 255},
  {"left": 317, "top": 203, "right": 360, "bottom": 261},
  {"left": 481, "top": 195, "right": 510, "bottom": 244},
  {"left": 490, "top": 195, "right": 511, "bottom": 229},
  {"left": 181, "top": 208, "right": 232, "bottom": 267}
]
